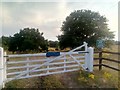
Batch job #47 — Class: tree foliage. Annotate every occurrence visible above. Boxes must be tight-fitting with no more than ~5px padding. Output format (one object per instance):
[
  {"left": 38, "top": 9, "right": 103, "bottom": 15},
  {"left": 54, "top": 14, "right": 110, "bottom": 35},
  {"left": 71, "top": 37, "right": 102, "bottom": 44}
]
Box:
[
  {"left": 8, "top": 28, "right": 48, "bottom": 53},
  {"left": 58, "top": 10, "right": 114, "bottom": 49},
  {"left": 1, "top": 36, "right": 10, "bottom": 50},
  {"left": 48, "top": 40, "right": 59, "bottom": 48}
]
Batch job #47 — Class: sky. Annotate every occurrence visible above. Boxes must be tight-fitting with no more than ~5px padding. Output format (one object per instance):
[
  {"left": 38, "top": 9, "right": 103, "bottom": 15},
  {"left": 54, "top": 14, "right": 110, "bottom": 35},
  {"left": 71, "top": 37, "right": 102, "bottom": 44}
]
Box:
[{"left": 0, "top": 0, "right": 119, "bottom": 41}]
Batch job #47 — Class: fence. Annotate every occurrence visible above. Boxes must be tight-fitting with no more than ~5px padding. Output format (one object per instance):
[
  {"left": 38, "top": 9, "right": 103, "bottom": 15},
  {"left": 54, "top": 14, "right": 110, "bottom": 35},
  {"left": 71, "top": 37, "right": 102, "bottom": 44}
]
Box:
[
  {"left": 94, "top": 51, "right": 120, "bottom": 71},
  {"left": 0, "top": 42, "right": 94, "bottom": 89}
]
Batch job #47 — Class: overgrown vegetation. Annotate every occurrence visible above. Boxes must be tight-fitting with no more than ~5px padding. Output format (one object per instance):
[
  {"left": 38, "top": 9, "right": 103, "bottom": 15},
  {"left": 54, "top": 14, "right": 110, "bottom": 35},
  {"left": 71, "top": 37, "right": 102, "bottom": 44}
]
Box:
[{"left": 75, "top": 70, "right": 118, "bottom": 88}]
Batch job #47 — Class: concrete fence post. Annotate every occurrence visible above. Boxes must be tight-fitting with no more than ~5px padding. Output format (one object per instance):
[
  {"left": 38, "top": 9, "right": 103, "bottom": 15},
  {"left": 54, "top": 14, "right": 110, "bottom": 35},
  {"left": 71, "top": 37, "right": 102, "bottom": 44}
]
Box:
[
  {"left": 0, "top": 47, "right": 4, "bottom": 89},
  {"left": 87, "top": 47, "right": 94, "bottom": 72}
]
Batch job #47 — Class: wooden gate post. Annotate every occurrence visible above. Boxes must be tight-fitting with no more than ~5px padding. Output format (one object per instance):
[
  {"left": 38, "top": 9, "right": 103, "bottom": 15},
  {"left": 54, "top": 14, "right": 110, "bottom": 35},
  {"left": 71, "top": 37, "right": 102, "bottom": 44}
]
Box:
[
  {"left": 99, "top": 51, "right": 102, "bottom": 70},
  {"left": 0, "top": 47, "right": 4, "bottom": 89}
]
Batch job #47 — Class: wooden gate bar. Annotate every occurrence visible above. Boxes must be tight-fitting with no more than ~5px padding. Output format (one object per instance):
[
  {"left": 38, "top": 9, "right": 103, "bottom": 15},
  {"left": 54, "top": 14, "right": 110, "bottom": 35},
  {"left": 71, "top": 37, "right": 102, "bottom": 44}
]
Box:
[{"left": 102, "top": 64, "right": 120, "bottom": 71}]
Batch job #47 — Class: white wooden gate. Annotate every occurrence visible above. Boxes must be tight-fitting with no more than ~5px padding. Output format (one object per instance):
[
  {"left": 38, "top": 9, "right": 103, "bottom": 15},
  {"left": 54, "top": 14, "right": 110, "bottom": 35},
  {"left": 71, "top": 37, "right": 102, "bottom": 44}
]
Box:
[{"left": 0, "top": 42, "right": 93, "bottom": 89}]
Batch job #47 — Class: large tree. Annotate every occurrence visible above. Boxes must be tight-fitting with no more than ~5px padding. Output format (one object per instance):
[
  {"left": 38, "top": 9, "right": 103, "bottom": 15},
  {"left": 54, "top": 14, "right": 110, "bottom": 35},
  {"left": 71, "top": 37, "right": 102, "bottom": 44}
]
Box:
[
  {"left": 8, "top": 28, "right": 48, "bottom": 53},
  {"left": 58, "top": 10, "right": 114, "bottom": 49}
]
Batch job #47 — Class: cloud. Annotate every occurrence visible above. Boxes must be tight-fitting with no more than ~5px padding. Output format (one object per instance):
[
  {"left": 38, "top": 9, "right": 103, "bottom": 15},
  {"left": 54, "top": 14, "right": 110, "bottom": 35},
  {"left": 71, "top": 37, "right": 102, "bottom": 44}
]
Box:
[
  {"left": 2, "top": 0, "right": 118, "bottom": 2},
  {"left": 1, "top": 1, "right": 119, "bottom": 41},
  {"left": 2, "top": 2, "right": 65, "bottom": 40}
]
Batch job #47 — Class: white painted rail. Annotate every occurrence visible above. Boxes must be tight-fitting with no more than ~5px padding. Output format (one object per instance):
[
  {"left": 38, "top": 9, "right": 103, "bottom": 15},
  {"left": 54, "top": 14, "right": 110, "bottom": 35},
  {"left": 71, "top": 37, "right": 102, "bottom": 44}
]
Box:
[{"left": 0, "top": 42, "right": 94, "bottom": 89}]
